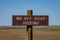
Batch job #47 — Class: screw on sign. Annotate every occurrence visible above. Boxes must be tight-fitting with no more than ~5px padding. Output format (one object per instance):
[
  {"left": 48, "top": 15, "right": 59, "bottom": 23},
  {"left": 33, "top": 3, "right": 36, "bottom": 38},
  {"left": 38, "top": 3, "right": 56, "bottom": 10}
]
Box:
[{"left": 12, "top": 10, "right": 49, "bottom": 40}]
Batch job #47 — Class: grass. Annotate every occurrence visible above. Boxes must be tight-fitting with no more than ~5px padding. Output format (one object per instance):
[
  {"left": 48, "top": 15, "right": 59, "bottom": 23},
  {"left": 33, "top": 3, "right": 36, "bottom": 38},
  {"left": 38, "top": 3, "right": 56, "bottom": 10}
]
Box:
[{"left": 0, "top": 26, "right": 60, "bottom": 40}]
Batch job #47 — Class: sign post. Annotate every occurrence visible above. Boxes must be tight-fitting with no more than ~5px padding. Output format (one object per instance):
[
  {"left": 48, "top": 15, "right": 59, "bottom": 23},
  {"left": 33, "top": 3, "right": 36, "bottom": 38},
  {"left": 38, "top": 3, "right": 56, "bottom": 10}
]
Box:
[
  {"left": 12, "top": 10, "right": 49, "bottom": 40},
  {"left": 27, "top": 10, "right": 33, "bottom": 40}
]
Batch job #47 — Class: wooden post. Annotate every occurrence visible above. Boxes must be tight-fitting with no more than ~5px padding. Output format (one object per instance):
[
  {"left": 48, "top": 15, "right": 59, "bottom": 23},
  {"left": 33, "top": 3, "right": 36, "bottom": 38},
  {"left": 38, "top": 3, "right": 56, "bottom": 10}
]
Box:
[{"left": 27, "top": 10, "right": 33, "bottom": 40}]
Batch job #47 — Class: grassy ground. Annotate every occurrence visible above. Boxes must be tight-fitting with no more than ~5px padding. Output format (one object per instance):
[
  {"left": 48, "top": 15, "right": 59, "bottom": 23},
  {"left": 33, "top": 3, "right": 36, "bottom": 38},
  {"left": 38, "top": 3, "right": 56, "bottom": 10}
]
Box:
[
  {"left": 33, "top": 28, "right": 60, "bottom": 40},
  {"left": 0, "top": 27, "right": 60, "bottom": 40}
]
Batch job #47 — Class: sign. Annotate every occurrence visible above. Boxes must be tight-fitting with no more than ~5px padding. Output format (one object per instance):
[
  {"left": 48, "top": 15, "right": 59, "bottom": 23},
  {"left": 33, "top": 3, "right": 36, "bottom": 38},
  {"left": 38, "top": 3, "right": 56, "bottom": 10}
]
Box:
[{"left": 12, "top": 15, "right": 48, "bottom": 26}]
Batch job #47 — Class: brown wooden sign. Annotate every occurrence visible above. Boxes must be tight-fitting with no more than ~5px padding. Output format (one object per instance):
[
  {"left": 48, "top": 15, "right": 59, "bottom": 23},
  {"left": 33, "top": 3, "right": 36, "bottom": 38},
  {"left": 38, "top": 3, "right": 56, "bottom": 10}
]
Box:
[{"left": 12, "top": 15, "right": 48, "bottom": 26}]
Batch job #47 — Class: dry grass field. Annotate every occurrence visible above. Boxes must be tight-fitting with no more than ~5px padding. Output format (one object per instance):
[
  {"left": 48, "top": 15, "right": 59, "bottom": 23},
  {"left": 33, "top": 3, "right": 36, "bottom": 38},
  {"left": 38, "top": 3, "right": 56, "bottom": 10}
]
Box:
[{"left": 0, "top": 26, "right": 60, "bottom": 40}]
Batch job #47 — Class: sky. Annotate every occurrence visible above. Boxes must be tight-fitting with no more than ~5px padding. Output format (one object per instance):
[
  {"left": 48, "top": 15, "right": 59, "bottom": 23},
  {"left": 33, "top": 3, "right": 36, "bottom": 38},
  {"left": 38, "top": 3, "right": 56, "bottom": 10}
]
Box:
[{"left": 0, "top": 0, "right": 60, "bottom": 26}]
